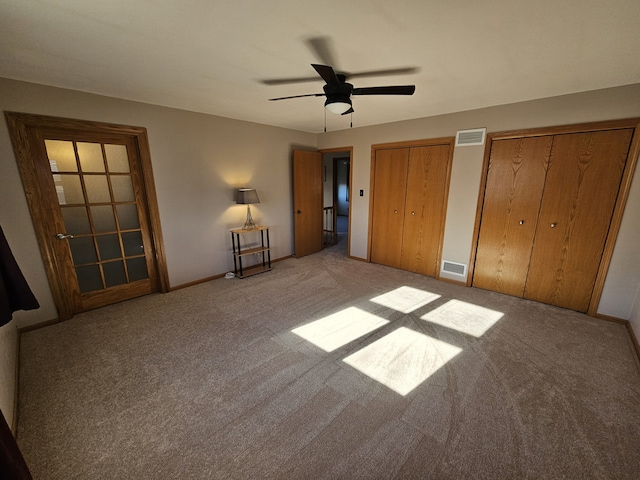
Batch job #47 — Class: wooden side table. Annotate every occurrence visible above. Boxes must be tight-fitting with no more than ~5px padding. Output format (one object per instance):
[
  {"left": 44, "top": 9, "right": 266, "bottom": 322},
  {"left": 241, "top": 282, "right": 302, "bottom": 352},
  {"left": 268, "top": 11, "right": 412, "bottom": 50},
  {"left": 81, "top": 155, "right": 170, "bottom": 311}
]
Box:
[{"left": 230, "top": 226, "right": 271, "bottom": 278}]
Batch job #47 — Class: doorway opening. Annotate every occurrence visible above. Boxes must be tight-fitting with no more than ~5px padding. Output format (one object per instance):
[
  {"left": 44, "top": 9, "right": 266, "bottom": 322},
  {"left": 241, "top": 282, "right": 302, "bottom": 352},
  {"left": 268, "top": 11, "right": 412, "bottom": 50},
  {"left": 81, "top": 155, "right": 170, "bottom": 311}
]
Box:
[{"left": 322, "top": 150, "right": 351, "bottom": 254}]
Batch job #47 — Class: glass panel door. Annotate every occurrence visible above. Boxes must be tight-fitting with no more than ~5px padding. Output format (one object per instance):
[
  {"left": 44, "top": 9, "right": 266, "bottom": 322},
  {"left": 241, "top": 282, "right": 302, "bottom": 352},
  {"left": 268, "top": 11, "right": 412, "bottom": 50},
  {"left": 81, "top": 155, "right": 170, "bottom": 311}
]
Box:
[
  {"left": 6, "top": 112, "right": 167, "bottom": 320},
  {"left": 46, "top": 139, "right": 149, "bottom": 294}
]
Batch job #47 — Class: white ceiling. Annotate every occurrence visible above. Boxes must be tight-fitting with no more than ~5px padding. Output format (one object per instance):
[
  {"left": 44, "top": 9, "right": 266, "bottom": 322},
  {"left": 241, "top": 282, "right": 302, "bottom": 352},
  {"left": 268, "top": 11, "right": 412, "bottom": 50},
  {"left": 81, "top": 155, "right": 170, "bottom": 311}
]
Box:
[{"left": 1, "top": 0, "right": 639, "bottom": 134}]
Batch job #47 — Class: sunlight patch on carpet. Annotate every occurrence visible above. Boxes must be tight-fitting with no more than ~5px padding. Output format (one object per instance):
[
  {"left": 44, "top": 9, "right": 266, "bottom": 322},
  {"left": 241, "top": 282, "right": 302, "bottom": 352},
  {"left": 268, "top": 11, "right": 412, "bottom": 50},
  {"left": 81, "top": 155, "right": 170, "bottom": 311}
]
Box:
[
  {"left": 342, "top": 327, "right": 462, "bottom": 395},
  {"left": 421, "top": 299, "right": 504, "bottom": 337},
  {"left": 292, "top": 307, "right": 389, "bottom": 352},
  {"left": 370, "top": 286, "right": 441, "bottom": 314}
]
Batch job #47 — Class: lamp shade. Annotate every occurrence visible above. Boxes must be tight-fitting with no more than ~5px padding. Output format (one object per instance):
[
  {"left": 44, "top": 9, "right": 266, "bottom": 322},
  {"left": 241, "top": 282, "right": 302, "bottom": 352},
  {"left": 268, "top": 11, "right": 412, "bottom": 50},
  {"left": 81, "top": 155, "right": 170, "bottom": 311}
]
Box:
[{"left": 236, "top": 188, "right": 260, "bottom": 205}]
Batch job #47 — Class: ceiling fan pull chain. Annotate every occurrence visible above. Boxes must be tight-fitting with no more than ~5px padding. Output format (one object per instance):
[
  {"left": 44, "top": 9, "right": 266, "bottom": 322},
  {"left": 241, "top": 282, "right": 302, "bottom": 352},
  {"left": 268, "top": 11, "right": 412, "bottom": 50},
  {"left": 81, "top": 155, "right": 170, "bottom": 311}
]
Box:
[
  {"left": 350, "top": 112, "right": 353, "bottom": 128},
  {"left": 324, "top": 108, "right": 327, "bottom": 132}
]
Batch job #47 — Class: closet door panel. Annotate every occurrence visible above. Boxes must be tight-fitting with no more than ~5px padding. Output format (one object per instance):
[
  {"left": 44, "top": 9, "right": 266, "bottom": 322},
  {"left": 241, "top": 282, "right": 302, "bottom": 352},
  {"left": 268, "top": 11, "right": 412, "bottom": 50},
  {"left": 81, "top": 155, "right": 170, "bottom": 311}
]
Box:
[
  {"left": 473, "top": 136, "right": 552, "bottom": 296},
  {"left": 401, "top": 144, "right": 451, "bottom": 276},
  {"left": 370, "top": 148, "right": 409, "bottom": 268},
  {"left": 524, "top": 129, "right": 633, "bottom": 311}
]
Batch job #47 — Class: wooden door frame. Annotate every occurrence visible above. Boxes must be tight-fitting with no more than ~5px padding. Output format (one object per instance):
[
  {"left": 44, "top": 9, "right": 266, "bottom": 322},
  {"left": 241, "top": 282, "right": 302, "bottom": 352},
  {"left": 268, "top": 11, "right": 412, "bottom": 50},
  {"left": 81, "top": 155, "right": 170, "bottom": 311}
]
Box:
[
  {"left": 368, "top": 138, "right": 455, "bottom": 277},
  {"left": 4, "top": 112, "right": 170, "bottom": 321},
  {"left": 469, "top": 118, "right": 640, "bottom": 316},
  {"left": 319, "top": 147, "right": 353, "bottom": 257}
]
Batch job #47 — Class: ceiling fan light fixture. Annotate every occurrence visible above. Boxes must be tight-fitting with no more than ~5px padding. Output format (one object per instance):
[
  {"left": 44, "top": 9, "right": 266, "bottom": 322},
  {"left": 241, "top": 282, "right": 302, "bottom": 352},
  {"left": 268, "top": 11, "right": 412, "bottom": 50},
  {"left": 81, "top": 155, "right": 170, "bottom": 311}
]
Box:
[{"left": 325, "top": 95, "right": 352, "bottom": 114}]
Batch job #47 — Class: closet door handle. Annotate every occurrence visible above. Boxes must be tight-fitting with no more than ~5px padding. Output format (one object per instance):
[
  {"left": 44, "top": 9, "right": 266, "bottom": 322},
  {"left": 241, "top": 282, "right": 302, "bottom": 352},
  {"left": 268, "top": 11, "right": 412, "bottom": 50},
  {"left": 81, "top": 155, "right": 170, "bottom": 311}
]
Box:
[
  {"left": 519, "top": 220, "right": 524, "bottom": 225},
  {"left": 550, "top": 223, "right": 557, "bottom": 228},
  {"left": 393, "top": 209, "right": 398, "bottom": 214}
]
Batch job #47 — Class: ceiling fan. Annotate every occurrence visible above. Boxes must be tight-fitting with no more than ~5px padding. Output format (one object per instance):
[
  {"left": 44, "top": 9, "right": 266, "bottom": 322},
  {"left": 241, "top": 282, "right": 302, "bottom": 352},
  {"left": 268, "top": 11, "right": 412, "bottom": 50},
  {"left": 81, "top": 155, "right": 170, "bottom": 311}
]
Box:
[
  {"left": 263, "top": 37, "right": 417, "bottom": 115},
  {"left": 268, "top": 64, "right": 416, "bottom": 115}
]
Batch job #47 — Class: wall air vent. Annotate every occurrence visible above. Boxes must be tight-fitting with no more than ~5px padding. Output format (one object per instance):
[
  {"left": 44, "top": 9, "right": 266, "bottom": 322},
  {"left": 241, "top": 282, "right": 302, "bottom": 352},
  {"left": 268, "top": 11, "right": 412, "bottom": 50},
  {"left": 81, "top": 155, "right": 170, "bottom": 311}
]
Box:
[
  {"left": 455, "top": 128, "right": 486, "bottom": 146},
  {"left": 441, "top": 260, "right": 467, "bottom": 277}
]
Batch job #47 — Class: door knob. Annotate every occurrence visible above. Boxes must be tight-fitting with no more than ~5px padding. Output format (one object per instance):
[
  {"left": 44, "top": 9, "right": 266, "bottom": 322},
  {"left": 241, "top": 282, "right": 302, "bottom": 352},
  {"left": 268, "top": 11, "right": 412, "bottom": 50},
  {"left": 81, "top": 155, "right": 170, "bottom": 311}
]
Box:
[
  {"left": 394, "top": 210, "right": 398, "bottom": 214},
  {"left": 56, "top": 233, "right": 74, "bottom": 240},
  {"left": 519, "top": 220, "right": 524, "bottom": 225},
  {"left": 411, "top": 211, "right": 415, "bottom": 216},
  {"left": 550, "top": 223, "right": 557, "bottom": 228}
]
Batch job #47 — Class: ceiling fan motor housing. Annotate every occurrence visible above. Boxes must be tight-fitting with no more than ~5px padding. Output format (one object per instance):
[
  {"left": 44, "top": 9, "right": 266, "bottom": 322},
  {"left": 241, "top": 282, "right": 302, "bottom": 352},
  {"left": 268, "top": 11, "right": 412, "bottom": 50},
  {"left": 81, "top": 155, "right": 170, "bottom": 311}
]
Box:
[{"left": 323, "top": 82, "right": 353, "bottom": 108}]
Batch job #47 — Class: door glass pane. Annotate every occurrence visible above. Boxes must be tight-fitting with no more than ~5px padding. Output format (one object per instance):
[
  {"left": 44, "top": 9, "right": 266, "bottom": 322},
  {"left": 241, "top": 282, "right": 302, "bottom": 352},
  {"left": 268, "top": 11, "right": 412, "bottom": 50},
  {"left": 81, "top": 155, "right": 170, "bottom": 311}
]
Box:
[
  {"left": 97, "top": 234, "right": 122, "bottom": 261},
  {"left": 62, "top": 207, "right": 91, "bottom": 235},
  {"left": 127, "top": 257, "right": 148, "bottom": 282},
  {"left": 76, "top": 265, "right": 103, "bottom": 293},
  {"left": 122, "top": 231, "right": 144, "bottom": 256},
  {"left": 53, "top": 174, "right": 84, "bottom": 205},
  {"left": 103, "top": 261, "right": 127, "bottom": 287},
  {"left": 111, "top": 175, "right": 135, "bottom": 202},
  {"left": 116, "top": 204, "right": 140, "bottom": 230},
  {"left": 105, "top": 144, "right": 130, "bottom": 172},
  {"left": 46, "top": 140, "right": 78, "bottom": 172},
  {"left": 77, "top": 142, "right": 105, "bottom": 172},
  {"left": 69, "top": 237, "right": 98, "bottom": 265},
  {"left": 91, "top": 206, "right": 117, "bottom": 232},
  {"left": 84, "top": 175, "right": 111, "bottom": 203}
]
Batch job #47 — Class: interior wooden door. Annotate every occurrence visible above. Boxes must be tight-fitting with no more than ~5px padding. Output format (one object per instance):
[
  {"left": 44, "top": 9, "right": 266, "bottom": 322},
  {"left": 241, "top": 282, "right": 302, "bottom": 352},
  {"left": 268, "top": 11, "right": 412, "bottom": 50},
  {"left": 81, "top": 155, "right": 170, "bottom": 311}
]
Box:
[
  {"left": 6, "top": 112, "right": 168, "bottom": 319},
  {"left": 370, "top": 148, "right": 409, "bottom": 268},
  {"left": 524, "top": 129, "right": 633, "bottom": 311},
  {"left": 400, "top": 144, "right": 452, "bottom": 276},
  {"left": 473, "top": 136, "right": 552, "bottom": 296},
  {"left": 293, "top": 150, "right": 323, "bottom": 258}
]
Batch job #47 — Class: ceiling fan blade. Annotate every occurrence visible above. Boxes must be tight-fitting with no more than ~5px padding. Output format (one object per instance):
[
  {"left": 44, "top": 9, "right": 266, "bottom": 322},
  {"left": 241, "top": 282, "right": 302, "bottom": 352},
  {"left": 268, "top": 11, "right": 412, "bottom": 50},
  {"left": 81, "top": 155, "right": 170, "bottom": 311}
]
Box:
[
  {"left": 346, "top": 67, "right": 420, "bottom": 80},
  {"left": 341, "top": 107, "right": 355, "bottom": 116},
  {"left": 312, "top": 64, "right": 341, "bottom": 86},
  {"left": 352, "top": 85, "right": 416, "bottom": 96},
  {"left": 268, "top": 93, "right": 324, "bottom": 101},
  {"left": 261, "top": 76, "right": 322, "bottom": 86},
  {"left": 305, "top": 36, "right": 338, "bottom": 67}
]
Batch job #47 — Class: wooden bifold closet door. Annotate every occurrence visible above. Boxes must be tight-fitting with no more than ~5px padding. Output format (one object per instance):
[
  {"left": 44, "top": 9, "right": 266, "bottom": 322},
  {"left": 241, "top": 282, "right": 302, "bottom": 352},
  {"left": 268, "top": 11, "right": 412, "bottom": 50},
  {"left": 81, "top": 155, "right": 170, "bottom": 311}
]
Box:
[
  {"left": 473, "top": 126, "right": 635, "bottom": 313},
  {"left": 473, "top": 136, "right": 552, "bottom": 297},
  {"left": 370, "top": 148, "right": 409, "bottom": 269},
  {"left": 370, "top": 140, "right": 453, "bottom": 277}
]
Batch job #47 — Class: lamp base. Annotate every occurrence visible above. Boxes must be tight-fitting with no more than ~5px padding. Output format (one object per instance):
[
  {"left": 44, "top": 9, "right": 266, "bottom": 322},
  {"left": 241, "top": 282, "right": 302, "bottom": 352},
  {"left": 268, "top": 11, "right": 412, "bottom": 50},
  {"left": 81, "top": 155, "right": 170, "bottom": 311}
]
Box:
[{"left": 244, "top": 205, "right": 257, "bottom": 230}]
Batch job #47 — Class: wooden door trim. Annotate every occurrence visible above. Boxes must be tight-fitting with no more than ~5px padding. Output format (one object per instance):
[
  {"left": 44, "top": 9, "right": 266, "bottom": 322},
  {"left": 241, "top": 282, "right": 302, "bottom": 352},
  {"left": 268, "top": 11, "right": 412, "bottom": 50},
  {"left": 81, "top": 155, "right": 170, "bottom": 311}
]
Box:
[
  {"left": 589, "top": 122, "right": 640, "bottom": 315},
  {"left": 486, "top": 118, "right": 640, "bottom": 140},
  {"left": 4, "top": 112, "right": 169, "bottom": 321},
  {"left": 469, "top": 118, "right": 640, "bottom": 316},
  {"left": 371, "top": 137, "right": 455, "bottom": 150},
  {"left": 368, "top": 137, "right": 455, "bottom": 272}
]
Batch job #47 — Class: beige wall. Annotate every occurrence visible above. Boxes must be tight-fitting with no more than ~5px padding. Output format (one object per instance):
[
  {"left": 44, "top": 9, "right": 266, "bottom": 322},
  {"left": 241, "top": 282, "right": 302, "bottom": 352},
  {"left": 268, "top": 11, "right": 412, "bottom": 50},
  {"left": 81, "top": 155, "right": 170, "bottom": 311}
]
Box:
[
  {"left": 318, "top": 83, "right": 640, "bottom": 322},
  {"left": 1, "top": 78, "right": 639, "bottom": 428},
  {"left": 630, "top": 292, "right": 640, "bottom": 344},
  {"left": 0, "top": 321, "right": 17, "bottom": 430},
  {"left": 0, "top": 77, "right": 316, "bottom": 330}
]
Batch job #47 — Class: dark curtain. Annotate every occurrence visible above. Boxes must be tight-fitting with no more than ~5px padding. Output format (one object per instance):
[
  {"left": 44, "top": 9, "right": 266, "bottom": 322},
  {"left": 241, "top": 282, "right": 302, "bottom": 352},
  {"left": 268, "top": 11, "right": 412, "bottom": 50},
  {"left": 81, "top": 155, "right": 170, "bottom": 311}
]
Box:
[
  {"left": 0, "top": 225, "right": 37, "bottom": 476},
  {"left": 0, "top": 225, "right": 39, "bottom": 327},
  {"left": 0, "top": 409, "right": 33, "bottom": 479}
]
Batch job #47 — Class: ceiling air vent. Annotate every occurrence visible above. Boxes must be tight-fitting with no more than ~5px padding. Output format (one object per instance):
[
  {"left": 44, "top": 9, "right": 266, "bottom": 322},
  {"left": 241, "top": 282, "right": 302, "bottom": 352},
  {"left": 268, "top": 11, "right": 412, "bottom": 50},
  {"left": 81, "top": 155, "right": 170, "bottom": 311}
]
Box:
[
  {"left": 455, "top": 128, "right": 486, "bottom": 146},
  {"left": 441, "top": 260, "right": 467, "bottom": 277}
]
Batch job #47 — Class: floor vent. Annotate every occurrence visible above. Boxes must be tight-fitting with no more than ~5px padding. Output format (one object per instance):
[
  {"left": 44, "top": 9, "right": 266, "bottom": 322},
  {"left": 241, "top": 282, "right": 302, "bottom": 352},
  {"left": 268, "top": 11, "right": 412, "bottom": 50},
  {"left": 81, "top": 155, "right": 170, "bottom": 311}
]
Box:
[
  {"left": 441, "top": 260, "right": 467, "bottom": 277},
  {"left": 455, "top": 128, "right": 486, "bottom": 146}
]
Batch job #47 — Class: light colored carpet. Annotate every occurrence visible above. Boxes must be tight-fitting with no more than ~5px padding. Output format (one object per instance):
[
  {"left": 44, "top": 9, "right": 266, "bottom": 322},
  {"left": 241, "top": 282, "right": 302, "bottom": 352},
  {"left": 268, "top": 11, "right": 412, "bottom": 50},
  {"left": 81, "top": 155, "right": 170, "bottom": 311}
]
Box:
[{"left": 16, "top": 239, "right": 640, "bottom": 479}]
